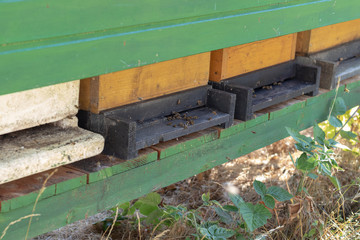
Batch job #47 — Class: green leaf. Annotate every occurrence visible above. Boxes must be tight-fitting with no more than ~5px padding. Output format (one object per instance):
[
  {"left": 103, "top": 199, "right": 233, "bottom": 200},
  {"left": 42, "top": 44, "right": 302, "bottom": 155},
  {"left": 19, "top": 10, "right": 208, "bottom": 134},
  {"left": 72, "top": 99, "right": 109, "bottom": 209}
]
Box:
[
  {"left": 267, "top": 186, "right": 293, "bottom": 202},
  {"left": 263, "top": 194, "right": 275, "bottom": 209},
  {"left": 329, "top": 115, "right": 342, "bottom": 128},
  {"left": 318, "top": 162, "right": 332, "bottom": 176},
  {"left": 139, "top": 203, "right": 158, "bottom": 216},
  {"left": 296, "top": 153, "right": 317, "bottom": 171},
  {"left": 253, "top": 180, "right": 267, "bottom": 197},
  {"left": 328, "top": 175, "right": 341, "bottom": 190},
  {"left": 332, "top": 97, "right": 347, "bottom": 116},
  {"left": 294, "top": 142, "right": 315, "bottom": 154},
  {"left": 307, "top": 172, "right": 318, "bottom": 180},
  {"left": 202, "top": 192, "right": 210, "bottom": 203},
  {"left": 213, "top": 206, "right": 233, "bottom": 225},
  {"left": 340, "top": 130, "right": 358, "bottom": 141},
  {"left": 223, "top": 205, "right": 238, "bottom": 212},
  {"left": 118, "top": 202, "right": 130, "bottom": 216},
  {"left": 307, "top": 228, "right": 316, "bottom": 237},
  {"left": 144, "top": 208, "right": 163, "bottom": 224},
  {"left": 138, "top": 192, "right": 161, "bottom": 206},
  {"left": 200, "top": 223, "right": 235, "bottom": 240},
  {"left": 228, "top": 193, "right": 245, "bottom": 209},
  {"left": 313, "top": 124, "right": 326, "bottom": 145},
  {"left": 236, "top": 235, "right": 246, "bottom": 240},
  {"left": 239, "top": 203, "right": 272, "bottom": 232},
  {"left": 286, "top": 127, "right": 312, "bottom": 145}
]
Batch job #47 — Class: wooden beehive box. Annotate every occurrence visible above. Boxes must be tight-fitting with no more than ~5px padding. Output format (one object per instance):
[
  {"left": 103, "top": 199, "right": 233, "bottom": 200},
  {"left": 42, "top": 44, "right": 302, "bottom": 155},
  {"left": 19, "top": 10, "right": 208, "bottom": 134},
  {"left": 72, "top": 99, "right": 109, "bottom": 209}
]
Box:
[
  {"left": 209, "top": 33, "right": 297, "bottom": 82},
  {"left": 296, "top": 19, "right": 360, "bottom": 89},
  {"left": 296, "top": 19, "right": 360, "bottom": 55},
  {"left": 79, "top": 53, "right": 210, "bottom": 113}
]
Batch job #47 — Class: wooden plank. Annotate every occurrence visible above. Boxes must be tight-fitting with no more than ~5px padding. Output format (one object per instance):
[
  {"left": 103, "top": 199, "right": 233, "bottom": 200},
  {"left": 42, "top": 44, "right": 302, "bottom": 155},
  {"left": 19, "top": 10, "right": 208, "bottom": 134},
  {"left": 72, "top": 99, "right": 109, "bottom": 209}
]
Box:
[
  {"left": 68, "top": 148, "right": 158, "bottom": 183},
  {"left": 1, "top": 79, "right": 359, "bottom": 240},
  {"left": 209, "top": 34, "right": 297, "bottom": 81},
  {"left": 151, "top": 128, "right": 218, "bottom": 159},
  {"left": 2, "top": 1, "right": 360, "bottom": 96},
  {"left": 296, "top": 18, "right": 360, "bottom": 54},
  {"left": 0, "top": 124, "right": 104, "bottom": 184},
  {"left": 0, "top": 167, "right": 86, "bottom": 213},
  {"left": 0, "top": 0, "right": 298, "bottom": 45},
  {"left": 79, "top": 53, "right": 210, "bottom": 113},
  {"left": 0, "top": 81, "right": 79, "bottom": 135}
]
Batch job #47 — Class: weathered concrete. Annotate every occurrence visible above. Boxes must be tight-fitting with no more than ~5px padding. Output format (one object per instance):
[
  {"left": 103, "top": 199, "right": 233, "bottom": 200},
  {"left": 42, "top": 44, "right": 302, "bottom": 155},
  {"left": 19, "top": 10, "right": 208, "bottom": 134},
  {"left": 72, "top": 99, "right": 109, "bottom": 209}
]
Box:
[
  {"left": 0, "top": 123, "right": 104, "bottom": 184},
  {"left": 0, "top": 81, "right": 79, "bottom": 135}
]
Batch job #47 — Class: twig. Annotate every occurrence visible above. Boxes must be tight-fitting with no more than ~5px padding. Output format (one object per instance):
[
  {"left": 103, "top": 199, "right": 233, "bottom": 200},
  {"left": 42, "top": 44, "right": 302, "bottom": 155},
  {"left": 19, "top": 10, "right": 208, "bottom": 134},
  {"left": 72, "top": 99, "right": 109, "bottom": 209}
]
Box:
[
  {"left": 105, "top": 207, "right": 119, "bottom": 240},
  {"left": 136, "top": 211, "right": 141, "bottom": 240},
  {"left": 0, "top": 214, "right": 41, "bottom": 240},
  {"left": 332, "top": 106, "right": 360, "bottom": 140},
  {"left": 327, "top": 77, "right": 341, "bottom": 121},
  {"left": 25, "top": 169, "right": 58, "bottom": 239},
  {"left": 151, "top": 218, "right": 172, "bottom": 237}
]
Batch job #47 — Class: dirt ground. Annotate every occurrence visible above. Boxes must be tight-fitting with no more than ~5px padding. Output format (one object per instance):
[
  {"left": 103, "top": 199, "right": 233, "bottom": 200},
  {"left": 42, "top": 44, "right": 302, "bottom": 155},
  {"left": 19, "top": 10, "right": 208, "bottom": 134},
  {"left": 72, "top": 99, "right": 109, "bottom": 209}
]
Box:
[{"left": 34, "top": 128, "right": 360, "bottom": 240}]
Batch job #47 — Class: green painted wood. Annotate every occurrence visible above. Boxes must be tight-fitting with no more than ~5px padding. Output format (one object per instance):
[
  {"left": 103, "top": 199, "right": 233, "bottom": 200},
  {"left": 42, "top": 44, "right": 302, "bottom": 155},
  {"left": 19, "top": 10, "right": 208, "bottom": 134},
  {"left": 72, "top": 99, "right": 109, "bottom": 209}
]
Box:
[
  {"left": 245, "top": 113, "right": 269, "bottom": 128},
  {"left": 55, "top": 175, "right": 87, "bottom": 196},
  {"left": 270, "top": 101, "right": 306, "bottom": 119},
  {"left": 1, "top": 1, "right": 360, "bottom": 95},
  {"left": 0, "top": 0, "right": 309, "bottom": 44},
  {"left": 218, "top": 120, "right": 246, "bottom": 139},
  {"left": 152, "top": 129, "right": 219, "bottom": 159},
  {"left": 111, "top": 149, "right": 158, "bottom": 175},
  {"left": 68, "top": 149, "right": 158, "bottom": 183},
  {"left": 0, "top": 81, "right": 359, "bottom": 239}
]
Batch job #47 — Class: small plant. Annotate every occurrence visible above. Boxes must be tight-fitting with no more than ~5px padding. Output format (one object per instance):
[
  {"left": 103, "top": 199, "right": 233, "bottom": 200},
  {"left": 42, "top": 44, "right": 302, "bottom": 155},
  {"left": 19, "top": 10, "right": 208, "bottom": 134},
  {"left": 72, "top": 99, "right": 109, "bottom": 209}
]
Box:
[{"left": 286, "top": 98, "right": 359, "bottom": 195}]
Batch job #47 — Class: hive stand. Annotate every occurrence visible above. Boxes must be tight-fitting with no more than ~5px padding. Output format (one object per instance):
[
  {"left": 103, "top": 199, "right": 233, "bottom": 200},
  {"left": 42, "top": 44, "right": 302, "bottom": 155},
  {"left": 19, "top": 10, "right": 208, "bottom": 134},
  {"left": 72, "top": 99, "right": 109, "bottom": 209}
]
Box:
[
  {"left": 211, "top": 60, "right": 320, "bottom": 121},
  {"left": 78, "top": 86, "right": 235, "bottom": 159},
  {"left": 298, "top": 40, "right": 360, "bottom": 90}
]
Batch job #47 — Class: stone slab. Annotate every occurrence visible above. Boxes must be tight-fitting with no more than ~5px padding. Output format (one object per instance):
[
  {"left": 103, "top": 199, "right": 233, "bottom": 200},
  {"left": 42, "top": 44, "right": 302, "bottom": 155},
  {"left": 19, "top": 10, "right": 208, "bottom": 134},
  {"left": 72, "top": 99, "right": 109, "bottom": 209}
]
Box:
[
  {"left": 0, "top": 124, "right": 104, "bottom": 184},
  {"left": 0, "top": 81, "right": 79, "bottom": 135}
]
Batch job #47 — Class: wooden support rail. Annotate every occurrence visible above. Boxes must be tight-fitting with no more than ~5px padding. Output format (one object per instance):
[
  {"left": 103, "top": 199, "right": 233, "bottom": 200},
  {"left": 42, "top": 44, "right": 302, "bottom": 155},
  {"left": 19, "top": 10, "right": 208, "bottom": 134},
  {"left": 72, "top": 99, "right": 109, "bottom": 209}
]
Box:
[{"left": 0, "top": 77, "right": 359, "bottom": 239}]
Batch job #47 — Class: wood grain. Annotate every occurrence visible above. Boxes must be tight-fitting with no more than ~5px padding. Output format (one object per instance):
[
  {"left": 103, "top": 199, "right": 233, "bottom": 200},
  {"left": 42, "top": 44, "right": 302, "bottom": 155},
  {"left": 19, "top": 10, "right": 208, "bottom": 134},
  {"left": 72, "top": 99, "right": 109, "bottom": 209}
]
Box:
[
  {"left": 210, "top": 34, "right": 297, "bottom": 82},
  {"left": 296, "top": 19, "right": 360, "bottom": 54},
  {"left": 79, "top": 53, "right": 210, "bottom": 113}
]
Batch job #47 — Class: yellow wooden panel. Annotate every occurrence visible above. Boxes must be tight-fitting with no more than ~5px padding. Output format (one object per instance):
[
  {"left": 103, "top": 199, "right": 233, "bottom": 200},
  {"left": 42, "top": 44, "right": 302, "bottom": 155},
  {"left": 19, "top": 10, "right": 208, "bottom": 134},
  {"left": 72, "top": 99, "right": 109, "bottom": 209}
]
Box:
[
  {"left": 80, "top": 53, "right": 210, "bottom": 113},
  {"left": 296, "top": 18, "right": 360, "bottom": 54},
  {"left": 79, "top": 78, "right": 91, "bottom": 111},
  {"left": 210, "top": 34, "right": 297, "bottom": 82}
]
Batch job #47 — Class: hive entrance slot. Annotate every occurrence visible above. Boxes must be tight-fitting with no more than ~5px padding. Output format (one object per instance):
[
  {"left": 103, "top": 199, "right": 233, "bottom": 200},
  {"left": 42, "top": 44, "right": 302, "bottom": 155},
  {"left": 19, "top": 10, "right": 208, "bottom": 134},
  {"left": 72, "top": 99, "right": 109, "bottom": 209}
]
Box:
[
  {"left": 212, "top": 60, "right": 320, "bottom": 121},
  {"left": 79, "top": 86, "right": 235, "bottom": 160}
]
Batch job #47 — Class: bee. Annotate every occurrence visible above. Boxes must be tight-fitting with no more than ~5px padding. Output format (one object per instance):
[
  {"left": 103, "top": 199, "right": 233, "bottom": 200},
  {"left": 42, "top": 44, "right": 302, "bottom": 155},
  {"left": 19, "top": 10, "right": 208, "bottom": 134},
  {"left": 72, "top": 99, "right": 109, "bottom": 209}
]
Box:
[
  {"left": 177, "top": 99, "right": 181, "bottom": 105},
  {"left": 212, "top": 111, "right": 217, "bottom": 115},
  {"left": 197, "top": 100, "right": 202, "bottom": 106}
]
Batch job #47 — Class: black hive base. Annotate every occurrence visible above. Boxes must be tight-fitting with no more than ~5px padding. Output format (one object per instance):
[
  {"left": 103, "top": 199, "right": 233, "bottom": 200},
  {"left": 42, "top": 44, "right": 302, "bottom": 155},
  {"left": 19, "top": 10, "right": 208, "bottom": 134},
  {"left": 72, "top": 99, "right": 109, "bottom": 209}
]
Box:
[
  {"left": 298, "top": 39, "right": 360, "bottom": 90},
  {"left": 78, "top": 86, "right": 236, "bottom": 160},
  {"left": 211, "top": 60, "right": 320, "bottom": 121}
]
